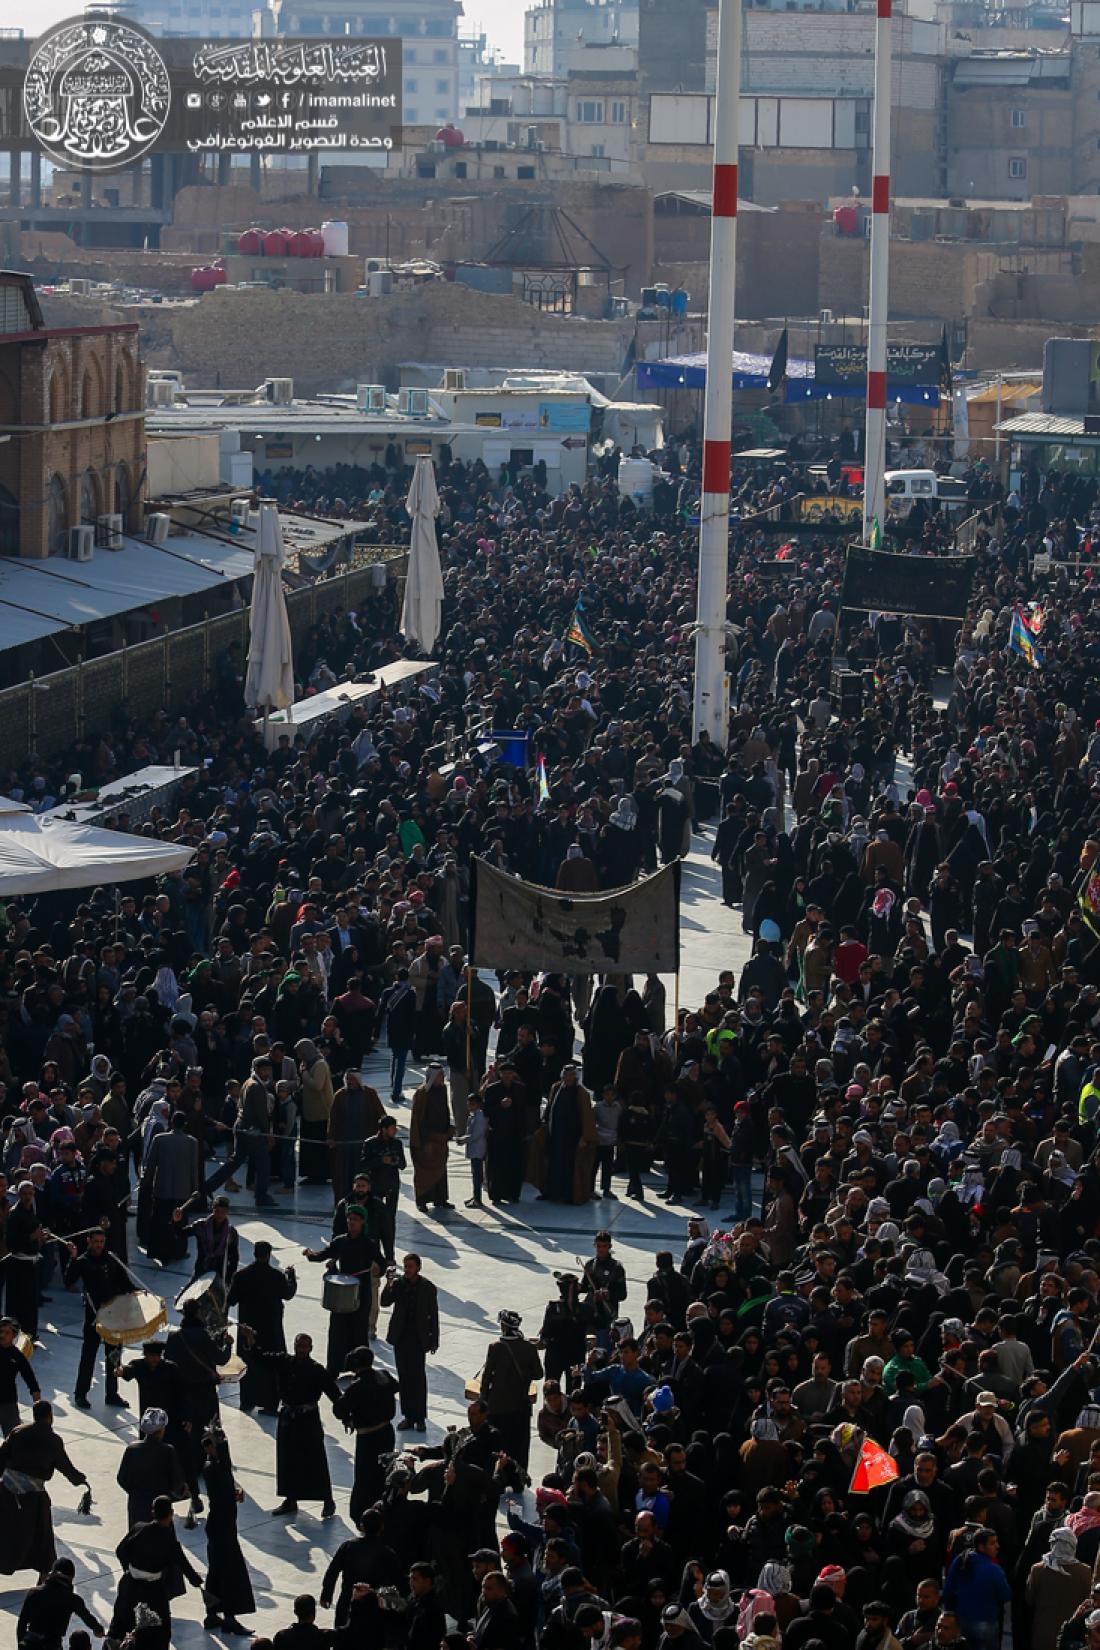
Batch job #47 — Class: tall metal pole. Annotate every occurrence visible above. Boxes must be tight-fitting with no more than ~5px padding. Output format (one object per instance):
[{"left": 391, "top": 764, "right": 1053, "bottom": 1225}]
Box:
[
  {"left": 692, "top": 0, "right": 741, "bottom": 749},
  {"left": 862, "top": 0, "right": 893, "bottom": 547}
]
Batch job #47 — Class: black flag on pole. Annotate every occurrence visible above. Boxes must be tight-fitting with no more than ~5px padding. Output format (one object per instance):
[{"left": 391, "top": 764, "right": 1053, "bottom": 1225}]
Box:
[
  {"left": 767, "top": 327, "right": 789, "bottom": 393},
  {"left": 938, "top": 325, "right": 953, "bottom": 395}
]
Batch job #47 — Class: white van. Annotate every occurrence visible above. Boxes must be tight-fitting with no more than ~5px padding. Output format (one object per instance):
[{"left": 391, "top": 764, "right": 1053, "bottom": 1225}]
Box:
[{"left": 884, "top": 469, "right": 969, "bottom": 512}]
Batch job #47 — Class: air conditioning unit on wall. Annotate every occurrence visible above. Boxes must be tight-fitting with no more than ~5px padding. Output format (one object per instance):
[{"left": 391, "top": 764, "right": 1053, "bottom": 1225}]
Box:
[
  {"left": 68, "top": 525, "right": 94, "bottom": 561},
  {"left": 97, "top": 512, "right": 124, "bottom": 549}
]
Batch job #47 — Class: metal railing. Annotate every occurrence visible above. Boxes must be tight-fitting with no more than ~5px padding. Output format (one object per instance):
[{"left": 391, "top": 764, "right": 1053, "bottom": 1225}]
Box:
[
  {"left": 425, "top": 711, "right": 496, "bottom": 771},
  {"left": 955, "top": 511, "right": 985, "bottom": 553}
]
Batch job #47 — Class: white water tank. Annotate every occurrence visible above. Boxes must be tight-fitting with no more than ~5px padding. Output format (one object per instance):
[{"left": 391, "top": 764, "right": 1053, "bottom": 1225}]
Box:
[
  {"left": 321, "top": 219, "right": 349, "bottom": 258},
  {"left": 618, "top": 457, "right": 655, "bottom": 510}
]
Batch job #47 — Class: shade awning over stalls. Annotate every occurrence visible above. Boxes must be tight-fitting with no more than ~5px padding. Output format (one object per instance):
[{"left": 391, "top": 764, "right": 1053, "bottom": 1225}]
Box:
[
  {"left": 0, "top": 533, "right": 258, "bottom": 650},
  {"left": 637, "top": 350, "right": 941, "bottom": 407},
  {"left": 0, "top": 798, "right": 195, "bottom": 895}
]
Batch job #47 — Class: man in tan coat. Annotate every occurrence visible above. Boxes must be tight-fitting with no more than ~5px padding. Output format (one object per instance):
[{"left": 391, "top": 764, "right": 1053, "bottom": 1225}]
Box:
[
  {"left": 555, "top": 846, "right": 600, "bottom": 893},
  {"left": 860, "top": 829, "right": 905, "bottom": 887},
  {"left": 294, "top": 1038, "right": 334, "bottom": 1185}
]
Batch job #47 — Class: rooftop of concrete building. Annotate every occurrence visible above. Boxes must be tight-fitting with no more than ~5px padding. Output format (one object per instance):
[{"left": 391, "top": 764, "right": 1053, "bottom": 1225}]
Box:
[
  {"left": 145, "top": 397, "right": 483, "bottom": 437},
  {"left": 995, "top": 410, "right": 1096, "bottom": 437}
]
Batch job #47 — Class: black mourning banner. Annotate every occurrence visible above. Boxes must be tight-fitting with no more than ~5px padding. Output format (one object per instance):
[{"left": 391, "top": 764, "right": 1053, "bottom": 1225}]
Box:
[
  {"left": 469, "top": 858, "right": 681, "bottom": 975},
  {"left": 815, "top": 343, "right": 941, "bottom": 388},
  {"left": 839, "top": 548, "right": 977, "bottom": 621}
]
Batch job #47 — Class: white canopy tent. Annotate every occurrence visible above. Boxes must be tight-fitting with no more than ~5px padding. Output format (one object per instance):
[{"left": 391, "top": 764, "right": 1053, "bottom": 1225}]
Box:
[
  {"left": 0, "top": 798, "right": 194, "bottom": 896},
  {"left": 400, "top": 455, "right": 443, "bottom": 656}
]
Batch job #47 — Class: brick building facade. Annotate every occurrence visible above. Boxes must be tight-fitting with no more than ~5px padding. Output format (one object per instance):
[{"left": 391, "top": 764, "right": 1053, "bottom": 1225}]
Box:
[{"left": 0, "top": 273, "right": 145, "bottom": 559}]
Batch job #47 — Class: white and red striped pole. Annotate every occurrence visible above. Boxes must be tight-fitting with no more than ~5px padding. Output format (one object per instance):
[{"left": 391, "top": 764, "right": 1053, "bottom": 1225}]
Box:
[
  {"left": 862, "top": 0, "right": 893, "bottom": 547},
  {"left": 692, "top": 0, "right": 741, "bottom": 749}
]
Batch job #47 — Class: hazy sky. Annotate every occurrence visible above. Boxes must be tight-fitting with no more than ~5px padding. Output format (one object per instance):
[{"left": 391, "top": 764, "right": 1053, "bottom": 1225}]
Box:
[
  {"left": 6, "top": 0, "right": 528, "bottom": 61},
  {"left": 465, "top": 2, "right": 526, "bottom": 65}
]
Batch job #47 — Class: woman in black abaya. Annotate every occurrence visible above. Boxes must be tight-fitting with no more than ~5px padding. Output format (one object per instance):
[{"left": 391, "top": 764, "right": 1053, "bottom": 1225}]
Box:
[{"left": 200, "top": 1426, "right": 255, "bottom": 1634}]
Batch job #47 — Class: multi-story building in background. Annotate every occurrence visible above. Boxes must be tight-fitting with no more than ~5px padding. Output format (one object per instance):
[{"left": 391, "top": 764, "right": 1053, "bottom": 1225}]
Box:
[
  {"left": 524, "top": 0, "right": 638, "bottom": 78},
  {"left": 125, "top": 0, "right": 259, "bottom": 37},
  {"left": 638, "top": 0, "right": 714, "bottom": 94},
  {"left": 269, "top": 0, "right": 464, "bottom": 125}
]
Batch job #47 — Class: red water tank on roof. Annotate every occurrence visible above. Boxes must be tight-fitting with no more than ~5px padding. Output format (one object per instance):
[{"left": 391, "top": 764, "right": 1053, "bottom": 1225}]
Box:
[
  {"left": 238, "top": 228, "right": 262, "bottom": 254},
  {"left": 306, "top": 229, "right": 325, "bottom": 257},
  {"left": 436, "top": 124, "right": 464, "bottom": 148},
  {"left": 191, "top": 267, "right": 215, "bottom": 293},
  {"left": 286, "top": 231, "right": 312, "bottom": 258},
  {"left": 834, "top": 204, "right": 859, "bottom": 236},
  {"left": 210, "top": 265, "right": 227, "bottom": 287},
  {"left": 262, "top": 229, "right": 289, "bottom": 257}
]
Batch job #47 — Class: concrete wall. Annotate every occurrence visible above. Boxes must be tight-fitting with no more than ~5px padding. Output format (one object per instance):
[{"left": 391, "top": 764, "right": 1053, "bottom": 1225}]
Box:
[
  {"left": 165, "top": 178, "right": 655, "bottom": 296},
  {"left": 745, "top": 148, "right": 870, "bottom": 207},
  {"left": 966, "top": 316, "right": 1092, "bottom": 371},
  {"left": 54, "top": 284, "right": 638, "bottom": 394},
  {"left": 147, "top": 434, "right": 222, "bottom": 498},
  {"left": 652, "top": 207, "right": 821, "bottom": 318},
  {"left": 972, "top": 244, "right": 1100, "bottom": 324},
  {"left": 639, "top": 0, "right": 712, "bottom": 94},
  {"left": 818, "top": 234, "right": 984, "bottom": 322},
  {"left": 946, "top": 84, "right": 1073, "bottom": 199},
  {"left": 1072, "top": 45, "right": 1100, "bottom": 194}
]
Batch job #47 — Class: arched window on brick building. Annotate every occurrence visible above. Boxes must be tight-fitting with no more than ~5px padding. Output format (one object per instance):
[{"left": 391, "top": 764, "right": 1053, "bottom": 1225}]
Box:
[
  {"left": 48, "top": 366, "right": 68, "bottom": 425},
  {"left": 0, "top": 483, "right": 19, "bottom": 556},
  {"left": 48, "top": 474, "right": 67, "bottom": 555},
  {"left": 80, "top": 468, "right": 100, "bottom": 525},
  {"left": 114, "top": 461, "right": 131, "bottom": 525}
]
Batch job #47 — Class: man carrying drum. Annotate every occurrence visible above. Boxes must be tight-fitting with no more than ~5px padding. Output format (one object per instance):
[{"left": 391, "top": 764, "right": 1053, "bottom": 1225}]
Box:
[
  {"left": 227, "top": 1239, "right": 297, "bottom": 1415},
  {"left": 63, "top": 1225, "right": 135, "bottom": 1411},
  {"left": 174, "top": 1193, "right": 241, "bottom": 1291},
  {"left": 0, "top": 1318, "right": 38, "bottom": 1437},
  {"left": 304, "top": 1203, "right": 381, "bottom": 1377}
]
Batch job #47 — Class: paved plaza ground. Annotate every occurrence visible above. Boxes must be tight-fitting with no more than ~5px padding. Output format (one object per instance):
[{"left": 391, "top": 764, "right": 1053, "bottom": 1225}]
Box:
[{"left": 0, "top": 832, "right": 752, "bottom": 1645}]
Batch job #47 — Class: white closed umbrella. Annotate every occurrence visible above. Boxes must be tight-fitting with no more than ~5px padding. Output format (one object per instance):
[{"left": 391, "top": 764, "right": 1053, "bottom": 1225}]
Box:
[
  {"left": 400, "top": 455, "right": 443, "bottom": 656},
  {"left": 245, "top": 500, "right": 295, "bottom": 748}
]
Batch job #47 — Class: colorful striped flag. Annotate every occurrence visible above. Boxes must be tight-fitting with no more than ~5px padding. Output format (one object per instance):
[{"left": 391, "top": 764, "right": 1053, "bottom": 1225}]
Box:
[
  {"left": 1009, "top": 606, "right": 1044, "bottom": 669},
  {"left": 1079, "top": 866, "right": 1100, "bottom": 939},
  {"left": 868, "top": 518, "right": 882, "bottom": 552},
  {"left": 535, "top": 755, "right": 551, "bottom": 808},
  {"left": 564, "top": 605, "right": 596, "bottom": 656}
]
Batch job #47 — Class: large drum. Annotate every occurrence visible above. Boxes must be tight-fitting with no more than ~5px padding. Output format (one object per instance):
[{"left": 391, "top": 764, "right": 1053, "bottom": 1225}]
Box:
[
  {"left": 96, "top": 1290, "right": 168, "bottom": 1347},
  {"left": 323, "top": 1273, "right": 361, "bottom": 1314},
  {"left": 175, "top": 1274, "right": 228, "bottom": 1336},
  {"left": 217, "top": 1352, "right": 247, "bottom": 1383}
]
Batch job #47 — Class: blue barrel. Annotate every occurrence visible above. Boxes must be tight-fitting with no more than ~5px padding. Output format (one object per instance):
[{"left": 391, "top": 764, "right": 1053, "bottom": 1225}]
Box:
[{"left": 493, "top": 730, "right": 530, "bottom": 767}]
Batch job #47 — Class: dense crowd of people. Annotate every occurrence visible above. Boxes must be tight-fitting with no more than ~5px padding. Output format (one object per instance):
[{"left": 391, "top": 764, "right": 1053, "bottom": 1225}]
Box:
[{"left": 4, "top": 451, "right": 1100, "bottom": 1650}]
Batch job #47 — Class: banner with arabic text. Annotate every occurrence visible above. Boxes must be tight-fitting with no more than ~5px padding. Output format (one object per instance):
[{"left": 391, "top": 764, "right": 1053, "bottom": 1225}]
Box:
[{"left": 469, "top": 858, "right": 681, "bottom": 975}]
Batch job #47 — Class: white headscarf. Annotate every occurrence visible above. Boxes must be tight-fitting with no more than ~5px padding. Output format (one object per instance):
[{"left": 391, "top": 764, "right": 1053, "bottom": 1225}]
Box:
[
  {"left": 153, "top": 966, "right": 179, "bottom": 1011},
  {"left": 698, "top": 1573, "right": 736, "bottom": 1624},
  {"left": 757, "top": 1562, "right": 792, "bottom": 1597},
  {"left": 1044, "top": 1527, "right": 1079, "bottom": 1573},
  {"left": 142, "top": 1098, "right": 171, "bottom": 1156}
]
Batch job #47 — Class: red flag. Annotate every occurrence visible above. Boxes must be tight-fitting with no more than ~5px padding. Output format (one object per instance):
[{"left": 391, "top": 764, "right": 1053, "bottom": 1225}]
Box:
[{"left": 850, "top": 1437, "right": 899, "bottom": 1494}]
